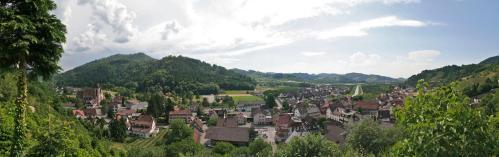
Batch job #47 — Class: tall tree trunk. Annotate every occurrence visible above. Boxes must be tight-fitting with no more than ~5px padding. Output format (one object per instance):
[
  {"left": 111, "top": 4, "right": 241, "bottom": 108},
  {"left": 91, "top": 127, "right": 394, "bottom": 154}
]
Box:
[{"left": 11, "top": 63, "right": 27, "bottom": 157}]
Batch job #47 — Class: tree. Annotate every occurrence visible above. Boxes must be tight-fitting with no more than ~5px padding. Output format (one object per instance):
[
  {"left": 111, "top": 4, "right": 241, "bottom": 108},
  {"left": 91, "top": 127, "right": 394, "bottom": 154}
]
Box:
[
  {"left": 165, "top": 139, "right": 203, "bottom": 157},
  {"left": 229, "top": 147, "right": 251, "bottom": 157},
  {"left": 165, "top": 119, "right": 193, "bottom": 145},
  {"left": 201, "top": 97, "right": 210, "bottom": 107},
  {"left": 109, "top": 119, "right": 127, "bottom": 142},
  {"left": 391, "top": 81, "right": 497, "bottom": 156},
  {"left": 147, "top": 92, "right": 166, "bottom": 118},
  {"left": 276, "top": 133, "right": 340, "bottom": 157},
  {"left": 107, "top": 108, "right": 115, "bottom": 119},
  {"left": 248, "top": 138, "right": 272, "bottom": 157},
  {"left": 222, "top": 96, "right": 235, "bottom": 108},
  {"left": 346, "top": 119, "right": 401, "bottom": 155},
  {"left": 95, "top": 118, "right": 107, "bottom": 139},
  {"left": 164, "top": 97, "right": 174, "bottom": 123},
  {"left": 481, "top": 91, "right": 499, "bottom": 116},
  {"left": 265, "top": 94, "right": 276, "bottom": 108},
  {"left": 282, "top": 100, "right": 290, "bottom": 112},
  {"left": 196, "top": 105, "right": 203, "bottom": 118},
  {"left": 0, "top": 1, "right": 66, "bottom": 156},
  {"left": 212, "top": 142, "right": 235, "bottom": 155},
  {"left": 317, "top": 117, "right": 328, "bottom": 134},
  {"left": 207, "top": 116, "right": 218, "bottom": 126}
]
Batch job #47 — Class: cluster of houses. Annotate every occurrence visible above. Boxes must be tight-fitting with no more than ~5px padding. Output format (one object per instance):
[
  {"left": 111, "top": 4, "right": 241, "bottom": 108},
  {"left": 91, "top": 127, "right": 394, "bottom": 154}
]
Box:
[
  {"left": 63, "top": 84, "right": 415, "bottom": 147},
  {"left": 274, "top": 85, "right": 415, "bottom": 144},
  {"left": 66, "top": 86, "right": 158, "bottom": 138}
]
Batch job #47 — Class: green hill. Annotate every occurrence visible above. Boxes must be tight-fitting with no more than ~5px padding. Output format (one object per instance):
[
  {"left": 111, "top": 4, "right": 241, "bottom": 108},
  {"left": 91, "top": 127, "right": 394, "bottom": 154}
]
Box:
[
  {"left": 55, "top": 53, "right": 257, "bottom": 95},
  {"left": 480, "top": 55, "right": 499, "bottom": 64},
  {"left": 231, "top": 69, "right": 402, "bottom": 85},
  {"left": 406, "top": 55, "right": 498, "bottom": 86},
  {"left": 406, "top": 55, "right": 499, "bottom": 97}
]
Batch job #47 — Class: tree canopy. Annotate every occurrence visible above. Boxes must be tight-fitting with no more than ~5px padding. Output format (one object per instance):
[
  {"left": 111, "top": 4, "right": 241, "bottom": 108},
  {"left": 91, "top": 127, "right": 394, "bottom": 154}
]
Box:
[
  {"left": 276, "top": 133, "right": 340, "bottom": 157},
  {"left": 392, "top": 81, "right": 498, "bottom": 156},
  {"left": 346, "top": 119, "right": 402, "bottom": 155}
]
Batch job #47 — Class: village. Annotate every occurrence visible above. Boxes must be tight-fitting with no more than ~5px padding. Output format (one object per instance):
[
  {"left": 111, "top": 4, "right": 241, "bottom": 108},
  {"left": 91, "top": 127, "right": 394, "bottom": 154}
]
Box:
[{"left": 61, "top": 84, "right": 416, "bottom": 150}]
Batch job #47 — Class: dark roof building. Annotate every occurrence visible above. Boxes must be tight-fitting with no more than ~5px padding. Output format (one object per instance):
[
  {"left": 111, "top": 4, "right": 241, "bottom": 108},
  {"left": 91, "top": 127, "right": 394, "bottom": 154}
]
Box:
[
  {"left": 205, "top": 127, "right": 250, "bottom": 146},
  {"left": 325, "top": 123, "right": 346, "bottom": 145},
  {"left": 216, "top": 116, "right": 238, "bottom": 128}
]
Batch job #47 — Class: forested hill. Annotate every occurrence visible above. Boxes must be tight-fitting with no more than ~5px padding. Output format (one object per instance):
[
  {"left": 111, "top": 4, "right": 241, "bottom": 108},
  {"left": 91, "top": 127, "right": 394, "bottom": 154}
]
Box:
[
  {"left": 231, "top": 69, "right": 403, "bottom": 85},
  {"left": 406, "top": 55, "right": 499, "bottom": 96},
  {"left": 55, "top": 53, "right": 256, "bottom": 94},
  {"left": 406, "top": 55, "right": 499, "bottom": 86}
]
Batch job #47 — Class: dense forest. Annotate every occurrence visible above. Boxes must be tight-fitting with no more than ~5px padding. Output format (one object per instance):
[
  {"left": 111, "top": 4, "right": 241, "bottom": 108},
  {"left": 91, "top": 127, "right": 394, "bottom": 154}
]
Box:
[
  {"left": 232, "top": 69, "right": 403, "bottom": 86},
  {"left": 55, "top": 53, "right": 257, "bottom": 95}
]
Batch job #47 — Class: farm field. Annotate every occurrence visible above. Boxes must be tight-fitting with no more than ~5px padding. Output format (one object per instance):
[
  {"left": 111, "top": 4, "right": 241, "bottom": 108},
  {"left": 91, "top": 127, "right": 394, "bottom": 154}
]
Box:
[
  {"left": 112, "top": 128, "right": 168, "bottom": 150},
  {"left": 222, "top": 90, "right": 252, "bottom": 94},
  {"left": 231, "top": 95, "right": 264, "bottom": 104}
]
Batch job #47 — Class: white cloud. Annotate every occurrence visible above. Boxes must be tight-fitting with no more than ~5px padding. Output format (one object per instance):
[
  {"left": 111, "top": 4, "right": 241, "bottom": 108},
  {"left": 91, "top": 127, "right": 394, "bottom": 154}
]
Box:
[
  {"left": 302, "top": 51, "right": 327, "bottom": 57},
  {"left": 316, "top": 16, "right": 426, "bottom": 39},
  {"left": 161, "top": 20, "right": 182, "bottom": 40},
  {"left": 56, "top": 0, "right": 433, "bottom": 77},
  {"left": 408, "top": 50, "right": 441, "bottom": 62},
  {"left": 77, "top": 0, "right": 138, "bottom": 43},
  {"left": 71, "top": 24, "right": 107, "bottom": 52},
  {"left": 347, "top": 52, "right": 381, "bottom": 67},
  {"left": 53, "top": 0, "right": 74, "bottom": 25},
  {"left": 60, "top": 0, "right": 425, "bottom": 54}
]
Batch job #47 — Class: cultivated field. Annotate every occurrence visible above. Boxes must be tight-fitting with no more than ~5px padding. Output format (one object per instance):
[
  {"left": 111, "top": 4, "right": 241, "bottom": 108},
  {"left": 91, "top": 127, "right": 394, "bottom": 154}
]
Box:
[{"left": 231, "top": 95, "right": 264, "bottom": 104}]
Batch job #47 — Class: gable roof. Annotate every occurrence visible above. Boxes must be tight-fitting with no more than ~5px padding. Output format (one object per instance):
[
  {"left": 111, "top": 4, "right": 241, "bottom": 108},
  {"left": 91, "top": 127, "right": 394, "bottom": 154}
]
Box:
[
  {"left": 136, "top": 115, "right": 154, "bottom": 123},
  {"left": 205, "top": 127, "right": 250, "bottom": 142},
  {"left": 251, "top": 108, "right": 270, "bottom": 117},
  {"left": 354, "top": 101, "right": 379, "bottom": 110},
  {"left": 83, "top": 108, "right": 101, "bottom": 116},
  {"left": 277, "top": 114, "right": 292, "bottom": 126},
  {"left": 217, "top": 117, "right": 238, "bottom": 128},
  {"left": 170, "top": 109, "right": 192, "bottom": 115}
]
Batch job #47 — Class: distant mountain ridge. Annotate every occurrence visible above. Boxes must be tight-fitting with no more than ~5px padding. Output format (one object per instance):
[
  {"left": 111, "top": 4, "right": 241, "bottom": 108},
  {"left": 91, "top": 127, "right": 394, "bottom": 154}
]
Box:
[
  {"left": 231, "top": 69, "right": 403, "bottom": 84},
  {"left": 55, "top": 53, "right": 257, "bottom": 94}
]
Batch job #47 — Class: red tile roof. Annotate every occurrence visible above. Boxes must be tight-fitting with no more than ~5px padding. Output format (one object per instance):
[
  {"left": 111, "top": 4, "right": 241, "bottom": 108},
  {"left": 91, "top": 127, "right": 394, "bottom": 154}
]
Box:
[
  {"left": 170, "top": 109, "right": 192, "bottom": 115},
  {"left": 354, "top": 101, "right": 379, "bottom": 110},
  {"left": 276, "top": 114, "right": 292, "bottom": 126},
  {"left": 117, "top": 109, "right": 135, "bottom": 116},
  {"left": 72, "top": 109, "right": 85, "bottom": 117}
]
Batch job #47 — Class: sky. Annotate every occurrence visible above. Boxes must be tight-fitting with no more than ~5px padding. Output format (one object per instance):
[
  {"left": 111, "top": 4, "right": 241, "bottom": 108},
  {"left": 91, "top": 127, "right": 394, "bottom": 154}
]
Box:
[{"left": 53, "top": 0, "right": 499, "bottom": 78}]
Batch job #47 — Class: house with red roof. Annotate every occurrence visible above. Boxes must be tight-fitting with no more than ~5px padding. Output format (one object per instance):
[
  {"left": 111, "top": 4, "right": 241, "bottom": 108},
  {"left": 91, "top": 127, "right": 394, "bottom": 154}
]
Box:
[
  {"left": 72, "top": 109, "right": 85, "bottom": 119},
  {"left": 169, "top": 109, "right": 193, "bottom": 123},
  {"left": 354, "top": 101, "right": 379, "bottom": 117},
  {"left": 275, "top": 113, "right": 293, "bottom": 142},
  {"left": 191, "top": 118, "right": 204, "bottom": 144},
  {"left": 130, "top": 115, "right": 157, "bottom": 138}
]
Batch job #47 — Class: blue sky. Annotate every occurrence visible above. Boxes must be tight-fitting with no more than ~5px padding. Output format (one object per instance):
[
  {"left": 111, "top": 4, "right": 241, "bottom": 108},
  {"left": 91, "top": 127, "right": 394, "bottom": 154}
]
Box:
[{"left": 54, "top": 0, "right": 498, "bottom": 78}]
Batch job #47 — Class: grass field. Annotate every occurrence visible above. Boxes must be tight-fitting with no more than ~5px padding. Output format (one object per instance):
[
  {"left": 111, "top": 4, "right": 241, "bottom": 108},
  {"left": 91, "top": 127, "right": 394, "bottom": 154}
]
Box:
[
  {"left": 223, "top": 90, "right": 252, "bottom": 94},
  {"left": 231, "top": 95, "right": 264, "bottom": 104}
]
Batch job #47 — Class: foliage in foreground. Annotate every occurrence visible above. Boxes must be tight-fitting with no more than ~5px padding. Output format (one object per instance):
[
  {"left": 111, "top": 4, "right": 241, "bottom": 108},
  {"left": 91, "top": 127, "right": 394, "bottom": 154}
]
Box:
[
  {"left": 346, "top": 119, "right": 403, "bottom": 155},
  {"left": 392, "top": 81, "right": 498, "bottom": 156},
  {"left": 276, "top": 133, "right": 341, "bottom": 157},
  {"left": 0, "top": 72, "right": 122, "bottom": 156}
]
